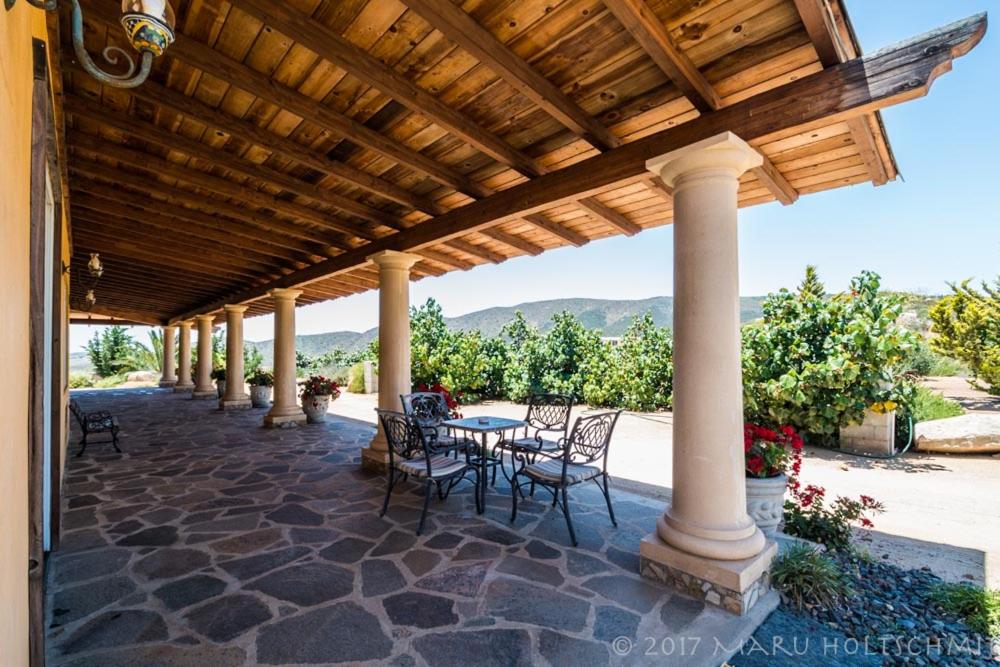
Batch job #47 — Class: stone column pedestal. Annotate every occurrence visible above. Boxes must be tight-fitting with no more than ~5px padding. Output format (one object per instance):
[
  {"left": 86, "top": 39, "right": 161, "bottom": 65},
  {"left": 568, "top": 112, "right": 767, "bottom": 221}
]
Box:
[
  {"left": 264, "top": 289, "right": 307, "bottom": 428},
  {"left": 361, "top": 250, "right": 420, "bottom": 472},
  {"left": 639, "top": 132, "right": 774, "bottom": 615},
  {"left": 220, "top": 305, "right": 252, "bottom": 410},
  {"left": 192, "top": 314, "right": 217, "bottom": 399},
  {"left": 174, "top": 321, "right": 195, "bottom": 392},
  {"left": 159, "top": 325, "right": 177, "bottom": 388}
]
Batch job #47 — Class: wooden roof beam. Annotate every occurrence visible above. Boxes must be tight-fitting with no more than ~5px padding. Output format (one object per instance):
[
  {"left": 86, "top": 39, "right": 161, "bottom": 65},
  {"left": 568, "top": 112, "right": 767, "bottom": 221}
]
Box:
[
  {"left": 478, "top": 228, "right": 545, "bottom": 257},
  {"left": 793, "top": 0, "right": 890, "bottom": 185},
  {"left": 400, "top": 0, "right": 621, "bottom": 151},
  {"left": 521, "top": 214, "right": 590, "bottom": 247},
  {"left": 576, "top": 197, "right": 643, "bottom": 236},
  {"left": 68, "top": 305, "right": 164, "bottom": 326},
  {"left": 604, "top": 0, "right": 723, "bottom": 112},
  {"left": 227, "top": 0, "right": 544, "bottom": 178},
  {"left": 77, "top": 0, "right": 484, "bottom": 202},
  {"left": 168, "top": 13, "right": 986, "bottom": 322},
  {"left": 751, "top": 155, "right": 799, "bottom": 205}
]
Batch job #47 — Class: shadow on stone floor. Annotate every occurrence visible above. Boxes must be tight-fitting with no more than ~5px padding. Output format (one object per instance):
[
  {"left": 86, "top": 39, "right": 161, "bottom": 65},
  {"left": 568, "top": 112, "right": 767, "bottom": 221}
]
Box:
[{"left": 48, "top": 388, "right": 771, "bottom": 666}]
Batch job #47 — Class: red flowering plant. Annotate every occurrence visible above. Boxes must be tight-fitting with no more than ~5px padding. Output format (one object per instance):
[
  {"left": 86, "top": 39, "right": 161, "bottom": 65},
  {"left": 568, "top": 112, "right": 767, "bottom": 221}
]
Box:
[
  {"left": 300, "top": 375, "right": 341, "bottom": 400},
  {"left": 416, "top": 382, "right": 463, "bottom": 419},
  {"left": 744, "top": 423, "right": 804, "bottom": 478}
]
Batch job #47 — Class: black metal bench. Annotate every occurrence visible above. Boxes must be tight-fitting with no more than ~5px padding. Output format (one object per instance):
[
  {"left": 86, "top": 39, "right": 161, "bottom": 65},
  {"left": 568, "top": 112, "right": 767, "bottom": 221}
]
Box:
[{"left": 69, "top": 399, "right": 121, "bottom": 457}]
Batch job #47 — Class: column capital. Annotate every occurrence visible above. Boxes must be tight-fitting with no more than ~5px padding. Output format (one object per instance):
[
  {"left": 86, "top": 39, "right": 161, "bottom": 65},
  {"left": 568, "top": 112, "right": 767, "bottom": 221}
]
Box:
[
  {"left": 223, "top": 304, "right": 249, "bottom": 314},
  {"left": 195, "top": 313, "right": 216, "bottom": 323},
  {"left": 368, "top": 250, "right": 421, "bottom": 271},
  {"left": 645, "top": 131, "right": 762, "bottom": 188},
  {"left": 177, "top": 320, "right": 193, "bottom": 329},
  {"left": 270, "top": 288, "right": 303, "bottom": 302}
]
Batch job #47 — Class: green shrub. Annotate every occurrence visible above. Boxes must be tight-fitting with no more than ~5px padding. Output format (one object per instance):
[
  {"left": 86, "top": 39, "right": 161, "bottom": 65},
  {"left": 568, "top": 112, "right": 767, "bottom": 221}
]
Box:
[
  {"left": 583, "top": 314, "right": 673, "bottom": 411},
  {"left": 901, "top": 337, "right": 966, "bottom": 377},
  {"left": 771, "top": 543, "right": 850, "bottom": 610},
  {"left": 348, "top": 362, "right": 366, "bottom": 393},
  {"left": 927, "top": 583, "right": 1000, "bottom": 637},
  {"left": 742, "top": 269, "right": 918, "bottom": 438},
  {"left": 909, "top": 386, "right": 964, "bottom": 422},
  {"left": 247, "top": 369, "right": 273, "bottom": 387},
  {"left": 930, "top": 279, "right": 1000, "bottom": 394},
  {"left": 93, "top": 374, "right": 128, "bottom": 388},
  {"left": 68, "top": 373, "right": 94, "bottom": 388},
  {"left": 783, "top": 485, "right": 884, "bottom": 551}
]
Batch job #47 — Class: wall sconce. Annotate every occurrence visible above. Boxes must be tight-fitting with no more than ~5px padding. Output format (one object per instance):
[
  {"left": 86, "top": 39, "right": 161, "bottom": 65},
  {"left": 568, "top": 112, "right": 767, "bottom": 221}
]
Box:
[
  {"left": 87, "top": 252, "right": 104, "bottom": 278},
  {"left": 4, "top": 0, "right": 175, "bottom": 88}
]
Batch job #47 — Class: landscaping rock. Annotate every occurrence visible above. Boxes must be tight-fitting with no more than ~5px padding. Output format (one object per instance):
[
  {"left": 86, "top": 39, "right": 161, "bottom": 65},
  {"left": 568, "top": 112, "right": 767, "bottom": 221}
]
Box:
[{"left": 915, "top": 413, "right": 1000, "bottom": 454}]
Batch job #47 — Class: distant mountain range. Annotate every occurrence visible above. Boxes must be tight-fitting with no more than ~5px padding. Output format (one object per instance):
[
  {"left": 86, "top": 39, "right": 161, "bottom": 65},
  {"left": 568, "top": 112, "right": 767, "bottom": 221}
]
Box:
[{"left": 246, "top": 296, "right": 768, "bottom": 365}]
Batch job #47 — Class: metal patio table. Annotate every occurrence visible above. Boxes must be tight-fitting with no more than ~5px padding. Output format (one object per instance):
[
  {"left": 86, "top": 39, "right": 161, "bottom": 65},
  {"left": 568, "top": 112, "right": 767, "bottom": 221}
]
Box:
[{"left": 442, "top": 416, "right": 526, "bottom": 512}]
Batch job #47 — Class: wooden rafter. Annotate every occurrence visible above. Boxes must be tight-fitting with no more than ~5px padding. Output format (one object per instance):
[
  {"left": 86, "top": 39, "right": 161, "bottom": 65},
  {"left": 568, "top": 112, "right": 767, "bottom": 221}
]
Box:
[
  {"left": 576, "top": 197, "right": 643, "bottom": 236},
  {"left": 400, "top": 0, "right": 621, "bottom": 151},
  {"left": 751, "top": 155, "right": 799, "bottom": 206},
  {"left": 604, "top": 0, "right": 723, "bottom": 112},
  {"left": 792, "top": 0, "right": 891, "bottom": 185},
  {"left": 167, "top": 13, "right": 985, "bottom": 322},
  {"left": 226, "top": 0, "right": 544, "bottom": 177}
]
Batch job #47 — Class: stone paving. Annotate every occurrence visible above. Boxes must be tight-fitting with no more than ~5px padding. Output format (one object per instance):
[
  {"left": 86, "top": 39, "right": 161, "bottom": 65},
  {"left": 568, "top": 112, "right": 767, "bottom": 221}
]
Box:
[{"left": 48, "top": 388, "right": 770, "bottom": 666}]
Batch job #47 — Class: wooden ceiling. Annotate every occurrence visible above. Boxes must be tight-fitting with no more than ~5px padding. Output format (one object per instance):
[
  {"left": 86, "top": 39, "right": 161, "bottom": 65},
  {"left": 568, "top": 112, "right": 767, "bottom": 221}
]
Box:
[{"left": 59, "top": 0, "right": 903, "bottom": 324}]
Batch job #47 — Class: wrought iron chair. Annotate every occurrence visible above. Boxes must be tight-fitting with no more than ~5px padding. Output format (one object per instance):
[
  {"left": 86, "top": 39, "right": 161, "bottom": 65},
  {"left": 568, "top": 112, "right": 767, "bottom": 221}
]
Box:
[
  {"left": 510, "top": 410, "right": 622, "bottom": 546},
  {"left": 400, "top": 391, "right": 474, "bottom": 456},
  {"left": 492, "top": 393, "right": 573, "bottom": 484},
  {"left": 69, "top": 398, "right": 121, "bottom": 457},
  {"left": 378, "top": 409, "right": 481, "bottom": 535}
]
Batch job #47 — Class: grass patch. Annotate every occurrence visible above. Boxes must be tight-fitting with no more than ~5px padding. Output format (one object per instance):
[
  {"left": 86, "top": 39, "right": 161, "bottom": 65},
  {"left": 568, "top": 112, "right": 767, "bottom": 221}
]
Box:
[
  {"left": 927, "top": 583, "right": 1000, "bottom": 637},
  {"left": 92, "top": 374, "right": 128, "bottom": 389},
  {"left": 771, "top": 543, "right": 851, "bottom": 610},
  {"left": 68, "top": 373, "right": 94, "bottom": 389},
  {"left": 909, "top": 385, "right": 965, "bottom": 422}
]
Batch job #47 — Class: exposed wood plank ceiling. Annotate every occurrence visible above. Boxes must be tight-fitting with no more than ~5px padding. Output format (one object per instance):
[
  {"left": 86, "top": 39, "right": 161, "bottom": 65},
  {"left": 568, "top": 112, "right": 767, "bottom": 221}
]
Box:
[{"left": 59, "top": 0, "right": 910, "bottom": 324}]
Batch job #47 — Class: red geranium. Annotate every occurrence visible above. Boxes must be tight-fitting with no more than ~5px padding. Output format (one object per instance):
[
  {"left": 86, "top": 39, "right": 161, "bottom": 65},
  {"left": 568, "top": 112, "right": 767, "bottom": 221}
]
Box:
[
  {"left": 744, "top": 423, "right": 802, "bottom": 479},
  {"left": 416, "top": 382, "right": 463, "bottom": 419}
]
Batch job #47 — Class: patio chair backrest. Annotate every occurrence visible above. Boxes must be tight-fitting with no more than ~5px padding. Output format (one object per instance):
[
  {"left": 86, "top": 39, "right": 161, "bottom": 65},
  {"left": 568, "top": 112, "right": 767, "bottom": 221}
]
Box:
[
  {"left": 69, "top": 399, "right": 85, "bottom": 428},
  {"left": 376, "top": 410, "right": 422, "bottom": 463},
  {"left": 400, "top": 392, "right": 451, "bottom": 429},
  {"left": 525, "top": 393, "right": 573, "bottom": 436},
  {"left": 564, "top": 410, "right": 623, "bottom": 465}
]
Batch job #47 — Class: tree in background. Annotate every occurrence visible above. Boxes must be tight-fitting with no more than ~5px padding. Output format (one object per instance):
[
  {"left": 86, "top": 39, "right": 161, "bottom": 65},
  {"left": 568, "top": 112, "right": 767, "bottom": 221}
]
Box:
[
  {"left": 930, "top": 278, "right": 1000, "bottom": 394},
  {"left": 798, "top": 265, "right": 826, "bottom": 300},
  {"left": 245, "top": 345, "right": 264, "bottom": 374},
  {"left": 742, "top": 270, "right": 918, "bottom": 440},
  {"left": 584, "top": 313, "right": 674, "bottom": 411},
  {"left": 85, "top": 326, "right": 138, "bottom": 377}
]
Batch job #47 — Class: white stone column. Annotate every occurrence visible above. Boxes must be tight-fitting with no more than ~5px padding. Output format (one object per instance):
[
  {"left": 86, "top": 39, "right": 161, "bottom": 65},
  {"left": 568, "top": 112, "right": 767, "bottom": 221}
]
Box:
[
  {"left": 361, "top": 250, "right": 420, "bottom": 472},
  {"left": 174, "top": 321, "right": 194, "bottom": 392},
  {"left": 639, "top": 132, "right": 775, "bottom": 615},
  {"left": 220, "top": 305, "right": 251, "bottom": 410},
  {"left": 264, "top": 289, "right": 307, "bottom": 427},
  {"left": 192, "top": 314, "right": 216, "bottom": 399},
  {"left": 159, "top": 325, "right": 177, "bottom": 387}
]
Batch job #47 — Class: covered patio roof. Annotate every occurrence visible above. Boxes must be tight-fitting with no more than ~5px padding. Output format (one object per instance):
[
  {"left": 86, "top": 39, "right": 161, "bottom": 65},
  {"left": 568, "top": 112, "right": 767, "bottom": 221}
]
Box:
[{"left": 55, "top": 0, "right": 942, "bottom": 325}]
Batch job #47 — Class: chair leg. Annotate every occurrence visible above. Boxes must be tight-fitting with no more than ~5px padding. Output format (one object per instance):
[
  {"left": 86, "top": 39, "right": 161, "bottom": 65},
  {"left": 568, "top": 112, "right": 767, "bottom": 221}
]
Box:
[
  {"left": 509, "top": 469, "right": 519, "bottom": 523},
  {"left": 417, "top": 482, "right": 433, "bottom": 535},
  {"left": 560, "top": 486, "right": 578, "bottom": 547},
  {"left": 472, "top": 469, "right": 483, "bottom": 515},
  {"left": 111, "top": 430, "right": 122, "bottom": 454},
  {"left": 76, "top": 434, "right": 88, "bottom": 458},
  {"left": 380, "top": 469, "right": 397, "bottom": 517},
  {"left": 601, "top": 473, "right": 617, "bottom": 527}
]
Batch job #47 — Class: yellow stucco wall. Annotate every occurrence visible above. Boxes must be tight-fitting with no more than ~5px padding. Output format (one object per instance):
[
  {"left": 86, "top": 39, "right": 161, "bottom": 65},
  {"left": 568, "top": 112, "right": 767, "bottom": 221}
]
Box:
[{"left": 0, "top": 5, "right": 50, "bottom": 666}]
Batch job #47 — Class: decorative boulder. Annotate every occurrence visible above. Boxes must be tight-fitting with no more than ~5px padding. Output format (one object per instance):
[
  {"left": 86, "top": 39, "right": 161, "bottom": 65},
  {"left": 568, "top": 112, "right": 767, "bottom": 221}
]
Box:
[{"left": 914, "top": 414, "right": 1000, "bottom": 454}]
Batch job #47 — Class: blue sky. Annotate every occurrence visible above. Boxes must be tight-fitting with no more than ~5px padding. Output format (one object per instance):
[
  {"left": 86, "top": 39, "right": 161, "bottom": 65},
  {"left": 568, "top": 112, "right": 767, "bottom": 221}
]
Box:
[{"left": 71, "top": 1, "right": 997, "bottom": 350}]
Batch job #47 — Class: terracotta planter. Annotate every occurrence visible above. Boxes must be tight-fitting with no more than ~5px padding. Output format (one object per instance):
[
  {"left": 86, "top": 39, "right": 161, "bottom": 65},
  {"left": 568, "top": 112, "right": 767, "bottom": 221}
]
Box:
[
  {"left": 745, "top": 474, "right": 787, "bottom": 537},
  {"left": 250, "top": 385, "right": 272, "bottom": 408},
  {"left": 302, "top": 394, "right": 331, "bottom": 423},
  {"left": 216, "top": 380, "right": 226, "bottom": 398}
]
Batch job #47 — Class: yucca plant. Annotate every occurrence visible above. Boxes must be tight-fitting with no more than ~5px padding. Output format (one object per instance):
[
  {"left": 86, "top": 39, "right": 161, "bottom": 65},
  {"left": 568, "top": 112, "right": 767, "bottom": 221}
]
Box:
[{"left": 771, "top": 543, "right": 850, "bottom": 610}]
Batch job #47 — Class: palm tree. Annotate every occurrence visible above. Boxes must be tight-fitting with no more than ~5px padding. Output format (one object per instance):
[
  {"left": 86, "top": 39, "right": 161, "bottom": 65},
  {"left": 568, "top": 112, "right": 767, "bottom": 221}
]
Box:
[{"left": 129, "top": 330, "right": 163, "bottom": 372}]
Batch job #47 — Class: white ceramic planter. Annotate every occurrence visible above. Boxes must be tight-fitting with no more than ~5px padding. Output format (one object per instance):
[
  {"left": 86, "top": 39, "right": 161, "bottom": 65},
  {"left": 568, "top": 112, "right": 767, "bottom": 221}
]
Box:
[
  {"left": 250, "top": 385, "right": 272, "bottom": 408},
  {"left": 302, "top": 394, "right": 331, "bottom": 423},
  {"left": 745, "top": 474, "right": 787, "bottom": 537},
  {"left": 216, "top": 380, "right": 226, "bottom": 398}
]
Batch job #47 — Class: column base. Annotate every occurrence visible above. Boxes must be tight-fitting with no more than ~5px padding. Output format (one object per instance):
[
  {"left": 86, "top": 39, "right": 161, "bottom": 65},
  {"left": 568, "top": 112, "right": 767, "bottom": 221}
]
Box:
[
  {"left": 219, "top": 397, "right": 252, "bottom": 410},
  {"left": 640, "top": 531, "right": 776, "bottom": 616},
  {"left": 360, "top": 446, "right": 390, "bottom": 474},
  {"left": 192, "top": 389, "right": 217, "bottom": 400},
  {"left": 263, "top": 411, "right": 307, "bottom": 428},
  {"left": 173, "top": 384, "right": 194, "bottom": 393},
  {"left": 158, "top": 380, "right": 177, "bottom": 388}
]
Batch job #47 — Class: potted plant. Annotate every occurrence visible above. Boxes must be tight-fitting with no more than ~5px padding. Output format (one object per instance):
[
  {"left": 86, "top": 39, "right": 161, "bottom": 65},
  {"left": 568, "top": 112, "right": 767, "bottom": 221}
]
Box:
[
  {"left": 300, "top": 375, "right": 340, "bottom": 423},
  {"left": 247, "top": 369, "right": 274, "bottom": 408},
  {"left": 211, "top": 367, "right": 226, "bottom": 398},
  {"left": 744, "top": 423, "right": 803, "bottom": 536}
]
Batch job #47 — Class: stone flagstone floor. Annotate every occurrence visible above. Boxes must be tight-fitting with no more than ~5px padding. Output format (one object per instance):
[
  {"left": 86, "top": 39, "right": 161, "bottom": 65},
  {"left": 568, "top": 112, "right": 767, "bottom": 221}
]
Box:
[{"left": 48, "top": 388, "right": 773, "bottom": 666}]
